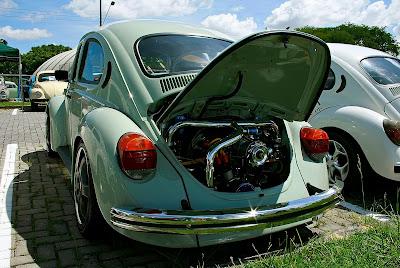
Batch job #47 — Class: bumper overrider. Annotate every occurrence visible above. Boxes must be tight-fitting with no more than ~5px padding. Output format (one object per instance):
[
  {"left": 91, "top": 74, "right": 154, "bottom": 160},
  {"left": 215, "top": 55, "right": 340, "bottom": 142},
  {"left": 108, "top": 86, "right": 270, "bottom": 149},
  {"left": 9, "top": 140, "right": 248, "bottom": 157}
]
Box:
[{"left": 110, "top": 187, "right": 341, "bottom": 235}]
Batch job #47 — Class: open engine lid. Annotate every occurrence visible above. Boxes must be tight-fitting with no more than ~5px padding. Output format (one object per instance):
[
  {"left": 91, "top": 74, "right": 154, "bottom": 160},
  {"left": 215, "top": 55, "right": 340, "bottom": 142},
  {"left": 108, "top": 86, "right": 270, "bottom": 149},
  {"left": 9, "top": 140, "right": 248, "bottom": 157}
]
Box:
[{"left": 157, "top": 31, "right": 331, "bottom": 124}]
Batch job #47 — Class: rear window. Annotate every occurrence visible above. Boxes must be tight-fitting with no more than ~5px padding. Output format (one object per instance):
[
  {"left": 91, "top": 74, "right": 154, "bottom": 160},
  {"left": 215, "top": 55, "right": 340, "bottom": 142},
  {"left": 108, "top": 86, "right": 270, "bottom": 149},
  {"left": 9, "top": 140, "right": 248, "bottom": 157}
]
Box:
[
  {"left": 361, "top": 57, "right": 400, "bottom": 85},
  {"left": 137, "top": 35, "right": 232, "bottom": 76}
]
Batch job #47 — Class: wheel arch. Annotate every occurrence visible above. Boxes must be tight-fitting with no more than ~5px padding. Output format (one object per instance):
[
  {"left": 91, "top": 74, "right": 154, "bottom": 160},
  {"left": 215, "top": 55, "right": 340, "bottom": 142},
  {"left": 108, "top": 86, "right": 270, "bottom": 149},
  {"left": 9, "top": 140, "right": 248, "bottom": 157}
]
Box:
[
  {"left": 309, "top": 105, "right": 390, "bottom": 177},
  {"left": 74, "top": 107, "right": 189, "bottom": 225},
  {"left": 322, "top": 127, "right": 364, "bottom": 152},
  {"left": 322, "top": 126, "right": 373, "bottom": 177}
]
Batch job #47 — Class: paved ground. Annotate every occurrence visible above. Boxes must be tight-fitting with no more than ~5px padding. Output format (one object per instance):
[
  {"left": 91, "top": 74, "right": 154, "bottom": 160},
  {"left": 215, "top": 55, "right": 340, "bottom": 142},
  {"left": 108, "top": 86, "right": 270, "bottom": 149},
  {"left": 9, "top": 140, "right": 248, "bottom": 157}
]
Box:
[{"left": 0, "top": 108, "right": 368, "bottom": 268}]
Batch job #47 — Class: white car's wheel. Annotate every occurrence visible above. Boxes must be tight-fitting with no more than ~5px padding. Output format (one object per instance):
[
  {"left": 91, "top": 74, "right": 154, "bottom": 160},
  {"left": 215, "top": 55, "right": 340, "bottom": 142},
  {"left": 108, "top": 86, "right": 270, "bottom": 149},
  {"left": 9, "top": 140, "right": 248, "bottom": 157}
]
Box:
[
  {"left": 327, "top": 140, "right": 349, "bottom": 189},
  {"left": 73, "top": 142, "right": 104, "bottom": 238},
  {"left": 326, "top": 131, "right": 364, "bottom": 190},
  {"left": 31, "top": 101, "right": 38, "bottom": 111}
]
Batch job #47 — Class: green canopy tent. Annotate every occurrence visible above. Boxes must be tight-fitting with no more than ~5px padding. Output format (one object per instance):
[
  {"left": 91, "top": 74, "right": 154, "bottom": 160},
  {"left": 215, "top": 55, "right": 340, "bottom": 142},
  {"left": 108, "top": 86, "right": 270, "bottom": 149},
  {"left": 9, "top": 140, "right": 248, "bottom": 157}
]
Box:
[{"left": 0, "top": 42, "right": 22, "bottom": 99}]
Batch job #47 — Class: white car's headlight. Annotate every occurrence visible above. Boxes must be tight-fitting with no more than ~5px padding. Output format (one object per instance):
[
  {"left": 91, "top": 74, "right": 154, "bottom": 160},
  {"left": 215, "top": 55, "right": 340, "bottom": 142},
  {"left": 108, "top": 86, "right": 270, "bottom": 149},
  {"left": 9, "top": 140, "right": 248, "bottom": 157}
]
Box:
[{"left": 32, "top": 91, "right": 43, "bottom": 99}]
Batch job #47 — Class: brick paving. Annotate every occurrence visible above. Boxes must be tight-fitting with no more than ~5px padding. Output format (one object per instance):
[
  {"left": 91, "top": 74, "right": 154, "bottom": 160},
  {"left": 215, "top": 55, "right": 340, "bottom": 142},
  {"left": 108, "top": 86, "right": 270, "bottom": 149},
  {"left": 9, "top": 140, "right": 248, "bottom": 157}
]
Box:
[{"left": 0, "top": 108, "right": 366, "bottom": 267}]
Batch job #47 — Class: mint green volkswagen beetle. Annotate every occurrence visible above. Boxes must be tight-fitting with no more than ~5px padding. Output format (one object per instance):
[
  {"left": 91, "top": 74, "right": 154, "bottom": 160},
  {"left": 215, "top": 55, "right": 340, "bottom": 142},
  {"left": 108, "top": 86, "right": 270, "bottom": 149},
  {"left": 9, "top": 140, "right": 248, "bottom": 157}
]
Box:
[{"left": 47, "top": 20, "right": 340, "bottom": 248}]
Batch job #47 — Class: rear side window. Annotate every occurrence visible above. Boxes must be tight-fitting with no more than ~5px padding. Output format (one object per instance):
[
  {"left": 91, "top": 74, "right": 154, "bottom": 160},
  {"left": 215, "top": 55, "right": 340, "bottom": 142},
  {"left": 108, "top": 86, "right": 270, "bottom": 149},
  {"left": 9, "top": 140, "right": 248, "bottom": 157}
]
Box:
[
  {"left": 361, "top": 57, "right": 400, "bottom": 85},
  {"left": 79, "top": 40, "right": 104, "bottom": 84},
  {"left": 324, "top": 69, "right": 335, "bottom": 90}
]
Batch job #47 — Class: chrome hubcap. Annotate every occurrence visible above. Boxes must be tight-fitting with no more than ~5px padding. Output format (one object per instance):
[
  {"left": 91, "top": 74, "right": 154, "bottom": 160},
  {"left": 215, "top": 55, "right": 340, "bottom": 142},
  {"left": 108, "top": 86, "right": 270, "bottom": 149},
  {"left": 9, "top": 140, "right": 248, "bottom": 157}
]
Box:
[
  {"left": 327, "top": 140, "right": 349, "bottom": 188},
  {"left": 74, "top": 147, "right": 90, "bottom": 225}
]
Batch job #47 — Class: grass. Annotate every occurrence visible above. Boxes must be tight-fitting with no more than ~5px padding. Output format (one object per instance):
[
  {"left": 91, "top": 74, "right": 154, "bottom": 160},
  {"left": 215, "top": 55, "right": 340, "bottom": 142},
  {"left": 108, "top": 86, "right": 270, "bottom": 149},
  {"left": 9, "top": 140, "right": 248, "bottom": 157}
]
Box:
[
  {"left": 0, "top": 101, "right": 30, "bottom": 108},
  {"left": 244, "top": 217, "right": 400, "bottom": 268}
]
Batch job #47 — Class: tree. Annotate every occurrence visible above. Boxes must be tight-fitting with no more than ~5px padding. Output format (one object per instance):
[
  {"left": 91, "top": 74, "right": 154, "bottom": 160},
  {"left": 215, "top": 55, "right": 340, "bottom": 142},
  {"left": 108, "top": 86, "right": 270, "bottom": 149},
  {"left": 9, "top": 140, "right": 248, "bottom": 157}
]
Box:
[
  {"left": 0, "top": 44, "right": 72, "bottom": 75},
  {"left": 296, "top": 23, "right": 400, "bottom": 56},
  {"left": 21, "top": 44, "right": 72, "bottom": 74}
]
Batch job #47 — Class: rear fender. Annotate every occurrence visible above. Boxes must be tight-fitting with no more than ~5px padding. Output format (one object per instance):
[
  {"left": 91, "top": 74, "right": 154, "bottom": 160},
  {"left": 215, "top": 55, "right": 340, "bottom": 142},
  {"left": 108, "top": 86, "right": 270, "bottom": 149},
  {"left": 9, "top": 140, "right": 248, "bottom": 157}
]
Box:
[
  {"left": 287, "top": 121, "right": 330, "bottom": 191},
  {"left": 309, "top": 106, "right": 389, "bottom": 175},
  {"left": 77, "top": 108, "right": 188, "bottom": 223}
]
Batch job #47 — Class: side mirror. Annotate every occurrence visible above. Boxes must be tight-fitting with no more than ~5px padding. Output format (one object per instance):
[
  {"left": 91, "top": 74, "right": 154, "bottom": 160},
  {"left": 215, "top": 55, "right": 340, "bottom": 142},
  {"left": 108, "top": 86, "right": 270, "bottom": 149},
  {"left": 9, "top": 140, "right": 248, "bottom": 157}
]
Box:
[{"left": 55, "top": 70, "right": 69, "bottom": 81}]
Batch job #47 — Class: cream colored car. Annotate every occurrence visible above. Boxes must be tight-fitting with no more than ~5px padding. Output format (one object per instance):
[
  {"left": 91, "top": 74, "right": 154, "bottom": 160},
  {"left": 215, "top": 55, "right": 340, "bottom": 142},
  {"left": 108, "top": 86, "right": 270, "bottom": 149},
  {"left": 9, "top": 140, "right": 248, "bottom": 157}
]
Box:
[{"left": 30, "top": 70, "right": 68, "bottom": 110}]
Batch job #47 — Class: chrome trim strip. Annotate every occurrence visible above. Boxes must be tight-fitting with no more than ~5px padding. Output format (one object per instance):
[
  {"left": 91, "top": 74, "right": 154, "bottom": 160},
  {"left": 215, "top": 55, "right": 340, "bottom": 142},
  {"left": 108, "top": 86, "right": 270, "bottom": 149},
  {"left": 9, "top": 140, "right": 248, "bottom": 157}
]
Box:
[{"left": 110, "top": 186, "right": 341, "bottom": 234}]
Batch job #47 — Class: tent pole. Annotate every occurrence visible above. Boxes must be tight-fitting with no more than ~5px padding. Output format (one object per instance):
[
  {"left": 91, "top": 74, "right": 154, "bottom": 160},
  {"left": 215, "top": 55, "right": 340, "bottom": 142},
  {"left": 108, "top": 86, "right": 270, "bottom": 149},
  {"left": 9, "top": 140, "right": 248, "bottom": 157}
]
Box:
[{"left": 19, "top": 53, "right": 23, "bottom": 111}]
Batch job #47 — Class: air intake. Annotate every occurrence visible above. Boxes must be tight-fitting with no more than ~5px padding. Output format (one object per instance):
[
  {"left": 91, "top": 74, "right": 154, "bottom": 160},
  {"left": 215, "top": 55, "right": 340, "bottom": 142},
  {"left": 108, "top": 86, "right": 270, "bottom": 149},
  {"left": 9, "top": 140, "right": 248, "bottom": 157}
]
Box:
[
  {"left": 160, "top": 74, "right": 196, "bottom": 93},
  {"left": 389, "top": 85, "right": 400, "bottom": 96}
]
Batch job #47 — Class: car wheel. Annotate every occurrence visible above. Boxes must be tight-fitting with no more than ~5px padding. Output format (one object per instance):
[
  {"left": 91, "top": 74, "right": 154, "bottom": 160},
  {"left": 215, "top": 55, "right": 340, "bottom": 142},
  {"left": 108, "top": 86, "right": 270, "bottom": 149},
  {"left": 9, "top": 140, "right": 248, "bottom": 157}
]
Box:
[
  {"left": 326, "top": 131, "right": 365, "bottom": 190},
  {"left": 73, "top": 142, "right": 104, "bottom": 238},
  {"left": 45, "top": 113, "right": 57, "bottom": 157},
  {"left": 31, "top": 101, "right": 37, "bottom": 111}
]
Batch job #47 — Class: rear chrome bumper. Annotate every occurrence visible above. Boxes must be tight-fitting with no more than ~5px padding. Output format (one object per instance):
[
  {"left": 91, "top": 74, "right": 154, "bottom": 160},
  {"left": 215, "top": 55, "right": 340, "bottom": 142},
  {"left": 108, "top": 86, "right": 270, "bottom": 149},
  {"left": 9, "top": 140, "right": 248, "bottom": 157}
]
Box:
[{"left": 110, "top": 187, "right": 341, "bottom": 235}]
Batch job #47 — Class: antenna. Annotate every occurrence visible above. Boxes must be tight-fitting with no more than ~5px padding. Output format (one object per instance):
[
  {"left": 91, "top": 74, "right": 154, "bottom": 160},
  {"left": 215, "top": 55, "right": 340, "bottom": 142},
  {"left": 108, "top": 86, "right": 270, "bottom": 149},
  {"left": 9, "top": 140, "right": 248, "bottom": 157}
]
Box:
[
  {"left": 99, "top": 0, "right": 102, "bottom": 27},
  {"left": 103, "top": 1, "right": 116, "bottom": 26}
]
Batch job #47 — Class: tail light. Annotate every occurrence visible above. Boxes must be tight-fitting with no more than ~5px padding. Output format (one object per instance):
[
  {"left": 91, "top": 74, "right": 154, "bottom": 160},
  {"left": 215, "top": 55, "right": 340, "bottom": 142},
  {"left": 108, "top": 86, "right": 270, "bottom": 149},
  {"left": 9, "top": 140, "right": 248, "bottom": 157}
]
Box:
[
  {"left": 383, "top": 119, "right": 400, "bottom": 146},
  {"left": 117, "top": 133, "right": 157, "bottom": 179},
  {"left": 300, "top": 127, "right": 329, "bottom": 162}
]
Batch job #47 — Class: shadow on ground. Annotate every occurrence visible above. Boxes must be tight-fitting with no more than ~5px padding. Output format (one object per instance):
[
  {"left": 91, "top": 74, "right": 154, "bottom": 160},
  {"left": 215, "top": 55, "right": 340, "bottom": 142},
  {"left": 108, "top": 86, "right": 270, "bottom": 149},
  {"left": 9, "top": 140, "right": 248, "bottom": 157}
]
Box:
[
  {"left": 20, "top": 106, "right": 46, "bottom": 113},
  {"left": 9, "top": 150, "right": 318, "bottom": 267},
  {"left": 343, "top": 173, "right": 400, "bottom": 214}
]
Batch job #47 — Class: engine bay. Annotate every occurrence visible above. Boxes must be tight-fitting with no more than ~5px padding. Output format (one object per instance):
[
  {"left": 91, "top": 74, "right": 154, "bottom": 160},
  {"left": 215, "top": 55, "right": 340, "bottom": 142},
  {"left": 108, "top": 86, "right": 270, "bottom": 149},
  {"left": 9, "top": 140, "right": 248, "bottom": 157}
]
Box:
[{"left": 165, "top": 118, "right": 290, "bottom": 192}]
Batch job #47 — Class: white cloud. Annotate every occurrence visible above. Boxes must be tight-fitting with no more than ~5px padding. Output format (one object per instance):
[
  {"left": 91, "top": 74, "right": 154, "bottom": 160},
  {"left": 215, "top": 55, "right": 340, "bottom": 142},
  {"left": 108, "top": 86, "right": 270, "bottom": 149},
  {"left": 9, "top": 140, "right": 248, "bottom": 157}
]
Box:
[
  {"left": 65, "top": 0, "right": 212, "bottom": 19},
  {"left": 0, "top": 26, "right": 52, "bottom": 40},
  {"left": 231, "top": 5, "right": 244, "bottom": 12},
  {"left": 265, "top": 0, "right": 400, "bottom": 33},
  {"left": 201, "top": 13, "right": 257, "bottom": 39},
  {"left": 394, "top": 25, "right": 400, "bottom": 42},
  {"left": 0, "top": 0, "right": 17, "bottom": 10},
  {"left": 19, "top": 12, "right": 47, "bottom": 23}
]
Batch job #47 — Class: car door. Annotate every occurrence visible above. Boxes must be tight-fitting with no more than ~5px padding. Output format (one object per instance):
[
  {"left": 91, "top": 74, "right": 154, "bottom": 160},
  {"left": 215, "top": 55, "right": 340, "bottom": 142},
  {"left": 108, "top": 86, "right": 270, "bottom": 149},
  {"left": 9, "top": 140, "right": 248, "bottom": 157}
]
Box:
[
  {"left": 66, "top": 38, "right": 105, "bottom": 147},
  {"left": 65, "top": 44, "right": 82, "bottom": 148}
]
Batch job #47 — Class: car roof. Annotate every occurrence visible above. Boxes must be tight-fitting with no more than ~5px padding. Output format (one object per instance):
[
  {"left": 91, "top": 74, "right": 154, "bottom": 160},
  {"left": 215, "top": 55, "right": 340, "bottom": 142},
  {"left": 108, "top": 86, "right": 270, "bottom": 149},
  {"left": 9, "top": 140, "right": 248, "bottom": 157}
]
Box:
[
  {"left": 5, "top": 81, "right": 16, "bottom": 85},
  {"left": 99, "top": 19, "right": 233, "bottom": 44},
  {"left": 327, "top": 43, "right": 392, "bottom": 65}
]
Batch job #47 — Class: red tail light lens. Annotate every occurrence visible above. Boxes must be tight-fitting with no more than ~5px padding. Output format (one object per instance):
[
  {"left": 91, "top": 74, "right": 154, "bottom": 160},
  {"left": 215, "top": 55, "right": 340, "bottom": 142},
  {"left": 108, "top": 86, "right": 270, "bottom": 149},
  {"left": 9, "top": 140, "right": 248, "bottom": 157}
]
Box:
[
  {"left": 117, "top": 133, "right": 157, "bottom": 179},
  {"left": 383, "top": 119, "right": 400, "bottom": 146},
  {"left": 300, "top": 127, "right": 329, "bottom": 161}
]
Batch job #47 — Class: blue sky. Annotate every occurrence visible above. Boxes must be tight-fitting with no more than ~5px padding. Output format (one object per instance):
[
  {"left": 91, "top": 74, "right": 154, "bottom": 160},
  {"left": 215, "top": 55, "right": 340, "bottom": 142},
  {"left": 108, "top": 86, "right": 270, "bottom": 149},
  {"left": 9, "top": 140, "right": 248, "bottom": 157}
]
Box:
[{"left": 0, "top": 0, "right": 399, "bottom": 53}]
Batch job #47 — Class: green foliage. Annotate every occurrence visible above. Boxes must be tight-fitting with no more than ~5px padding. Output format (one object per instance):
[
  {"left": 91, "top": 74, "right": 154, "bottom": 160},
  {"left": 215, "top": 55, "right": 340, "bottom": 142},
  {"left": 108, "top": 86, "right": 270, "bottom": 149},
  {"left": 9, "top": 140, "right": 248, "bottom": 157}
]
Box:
[
  {"left": 246, "top": 219, "right": 400, "bottom": 268},
  {"left": 21, "top": 44, "right": 72, "bottom": 74},
  {"left": 296, "top": 23, "right": 400, "bottom": 56},
  {"left": 0, "top": 101, "right": 30, "bottom": 108},
  {"left": 0, "top": 44, "right": 71, "bottom": 75},
  {"left": 0, "top": 61, "right": 18, "bottom": 74}
]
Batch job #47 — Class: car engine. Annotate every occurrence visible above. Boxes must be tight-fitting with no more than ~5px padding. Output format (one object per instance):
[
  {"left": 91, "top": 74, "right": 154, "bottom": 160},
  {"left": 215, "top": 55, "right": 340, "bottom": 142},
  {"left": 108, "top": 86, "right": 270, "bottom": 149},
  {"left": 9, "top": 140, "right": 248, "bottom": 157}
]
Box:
[{"left": 165, "top": 118, "right": 290, "bottom": 192}]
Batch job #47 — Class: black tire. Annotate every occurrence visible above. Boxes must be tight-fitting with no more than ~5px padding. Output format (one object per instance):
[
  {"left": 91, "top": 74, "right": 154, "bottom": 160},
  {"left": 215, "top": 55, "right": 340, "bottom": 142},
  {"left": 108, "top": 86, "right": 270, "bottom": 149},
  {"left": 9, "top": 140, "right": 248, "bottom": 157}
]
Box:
[
  {"left": 326, "top": 131, "right": 369, "bottom": 191},
  {"left": 31, "top": 101, "right": 37, "bottom": 111},
  {"left": 73, "top": 142, "right": 105, "bottom": 238},
  {"left": 45, "top": 113, "right": 58, "bottom": 158}
]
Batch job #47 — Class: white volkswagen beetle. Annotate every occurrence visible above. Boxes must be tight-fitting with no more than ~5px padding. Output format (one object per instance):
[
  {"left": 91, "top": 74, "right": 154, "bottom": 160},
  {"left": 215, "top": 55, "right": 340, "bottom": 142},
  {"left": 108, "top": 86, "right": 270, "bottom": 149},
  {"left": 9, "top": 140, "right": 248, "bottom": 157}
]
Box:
[
  {"left": 30, "top": 70, "right": 68, "bottom": 110},
  {"left": 309, "top": 43, "right": 400, "bottom": 188}
]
